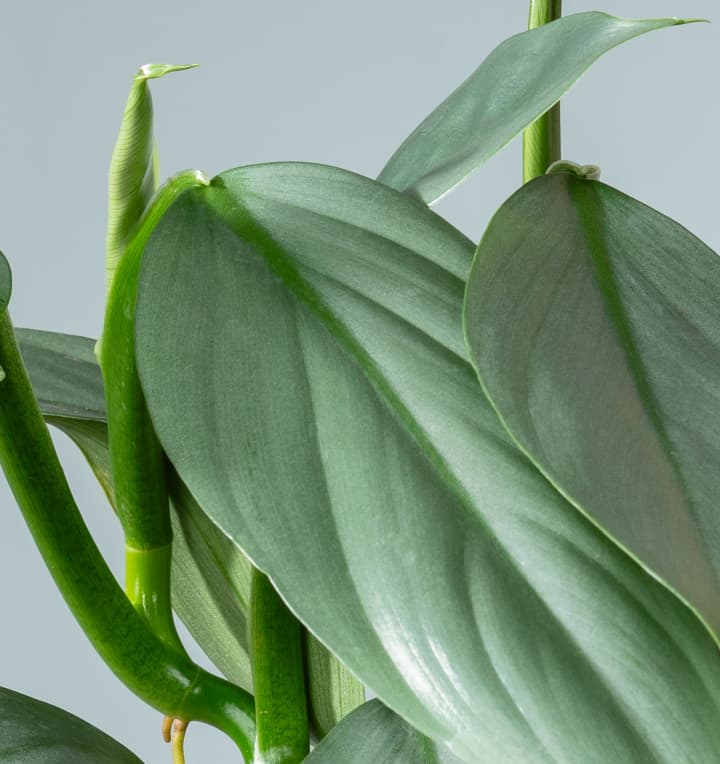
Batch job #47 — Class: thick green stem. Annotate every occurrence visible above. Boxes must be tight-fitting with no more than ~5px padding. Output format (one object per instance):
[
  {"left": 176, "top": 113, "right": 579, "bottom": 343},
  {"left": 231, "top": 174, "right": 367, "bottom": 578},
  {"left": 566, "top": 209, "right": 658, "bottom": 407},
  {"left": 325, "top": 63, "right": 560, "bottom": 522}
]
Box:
[
  {"left": 523, "top": 0, "right": 562, "bottom": 182},
  {"left": 0, "top": 309, "right": 255, "bottom": 760},
  {"left": 251, "top": 569, "right": 309, "bottom": 763},
  {"left": 99, "top": 170, "right": 208, "bottom": 653}
]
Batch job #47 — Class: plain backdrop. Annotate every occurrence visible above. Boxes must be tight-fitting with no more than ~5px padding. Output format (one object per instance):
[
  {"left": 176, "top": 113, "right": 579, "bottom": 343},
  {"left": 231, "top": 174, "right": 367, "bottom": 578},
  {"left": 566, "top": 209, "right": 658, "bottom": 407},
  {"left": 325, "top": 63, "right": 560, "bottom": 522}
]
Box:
[{"left": 0, "top": 2, "right": 717, "bottom": 761}]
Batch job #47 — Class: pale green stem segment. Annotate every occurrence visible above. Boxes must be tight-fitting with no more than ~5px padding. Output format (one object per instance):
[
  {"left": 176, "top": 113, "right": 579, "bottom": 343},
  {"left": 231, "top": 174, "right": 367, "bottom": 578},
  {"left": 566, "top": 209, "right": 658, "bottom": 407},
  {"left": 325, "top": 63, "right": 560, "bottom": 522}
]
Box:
[
  {"left": 125, "top": 544, "right": 179, "bottom": 650},
  {"left": 0, "top": 309, "right": 255, "bottom": 761},
  {"left": 99, "top": 170, "right": 209, "bottom": 653},
  {"left": 251, "top": 569, "right": 309, "bottom": 763},
  {"left": 522, "top": 0, "right": 562, "bottom": 182},
  {"left": 303, "top": 633, "right": 365, "bottom": 740},
  {"left": 105, "top": 63, "right": 197, "bottom": 296}
]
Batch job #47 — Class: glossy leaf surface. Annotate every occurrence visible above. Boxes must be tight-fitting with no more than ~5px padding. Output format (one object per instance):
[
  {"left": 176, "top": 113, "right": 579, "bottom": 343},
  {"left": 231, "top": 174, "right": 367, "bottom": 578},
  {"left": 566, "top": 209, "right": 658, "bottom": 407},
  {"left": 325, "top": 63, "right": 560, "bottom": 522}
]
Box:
[
  {"left": 15, "top": 329, "right": 254, "bottom": 691},
  {"left": 0, "top": 686, "right": 142, "bottom": 763},
  {"left": 304, "top": 700, "right": 459, "bottom": 763},
  {"left": 464, "top": 172, "right": 720, "bottom": 632},
  {"left": 136, "top": 162, "right": 720, "bottom": 762},
  {"left": 378, "top": 13, "right": 698, "bottom": 203}
]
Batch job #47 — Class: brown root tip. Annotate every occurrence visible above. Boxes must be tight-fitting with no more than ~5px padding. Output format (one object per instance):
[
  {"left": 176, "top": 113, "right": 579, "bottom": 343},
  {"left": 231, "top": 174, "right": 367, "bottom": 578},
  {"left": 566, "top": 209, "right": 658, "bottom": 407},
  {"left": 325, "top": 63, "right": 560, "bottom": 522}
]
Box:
[{"left": 161, "top": 715, "right": 173, "bottom": 743}]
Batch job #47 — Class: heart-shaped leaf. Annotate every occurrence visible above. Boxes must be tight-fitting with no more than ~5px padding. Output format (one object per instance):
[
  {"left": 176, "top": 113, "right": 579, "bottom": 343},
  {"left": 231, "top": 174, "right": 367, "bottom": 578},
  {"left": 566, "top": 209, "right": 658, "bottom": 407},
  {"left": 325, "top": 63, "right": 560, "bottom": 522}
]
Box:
[
  {"left": 464, "top": 172, "right": 720, "bottom": 632},
  {"left": 135, "top": 162, "right": 720, "bottom": 762},
  {"left": 0, "top": 686, "right": 142, "bottom": 763},
  {"left": 304, "top": 700, "right": 460, "bottom": 763},
  {"left": 378, "top": 13, "right": 701, "bottom": 203}
]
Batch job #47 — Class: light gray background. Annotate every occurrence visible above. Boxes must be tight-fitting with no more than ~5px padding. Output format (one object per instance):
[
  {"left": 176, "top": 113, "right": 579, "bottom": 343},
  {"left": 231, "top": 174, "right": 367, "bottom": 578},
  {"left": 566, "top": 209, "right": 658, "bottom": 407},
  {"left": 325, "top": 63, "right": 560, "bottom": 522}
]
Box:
[{"left": 0, "top": 2, "right": 717, "bottom": 761}]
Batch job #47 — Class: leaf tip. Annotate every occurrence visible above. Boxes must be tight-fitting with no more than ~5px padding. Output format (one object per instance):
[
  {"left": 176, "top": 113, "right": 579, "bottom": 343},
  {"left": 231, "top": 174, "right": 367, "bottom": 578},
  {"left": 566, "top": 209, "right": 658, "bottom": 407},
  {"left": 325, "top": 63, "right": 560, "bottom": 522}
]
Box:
[
  {"left": 670, "top": 17, "right": 711, "bottom": 26},
  {"left": 136, "top": 63, "right": 200, "bottom": 81}
]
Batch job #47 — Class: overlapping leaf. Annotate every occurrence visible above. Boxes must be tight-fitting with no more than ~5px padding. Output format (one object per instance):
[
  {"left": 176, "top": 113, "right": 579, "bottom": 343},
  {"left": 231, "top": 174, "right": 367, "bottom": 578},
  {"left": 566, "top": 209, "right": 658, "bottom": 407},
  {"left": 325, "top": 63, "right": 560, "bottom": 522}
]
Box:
[
  {"left": 378, "top": 13, "right": 700, "bottom": 203},
  {"left": 464, "top": 172, "right": 720, "bottom": 632},
  {"left": 0, "top": 686, "right": 142, "bottom": 763},
  {"left": 134, "top": 162, "right": 720, "bottom": 762},
  {"left": 304, "top": 700, "right": 460, "bottom": 763}
]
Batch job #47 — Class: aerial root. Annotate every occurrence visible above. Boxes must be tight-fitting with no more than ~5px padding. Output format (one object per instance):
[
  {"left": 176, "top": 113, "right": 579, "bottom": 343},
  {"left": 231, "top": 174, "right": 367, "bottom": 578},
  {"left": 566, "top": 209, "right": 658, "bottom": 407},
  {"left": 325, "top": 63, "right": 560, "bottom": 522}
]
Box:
[{"left": 162, "top": 716, "right": 190, "bottom": 764}]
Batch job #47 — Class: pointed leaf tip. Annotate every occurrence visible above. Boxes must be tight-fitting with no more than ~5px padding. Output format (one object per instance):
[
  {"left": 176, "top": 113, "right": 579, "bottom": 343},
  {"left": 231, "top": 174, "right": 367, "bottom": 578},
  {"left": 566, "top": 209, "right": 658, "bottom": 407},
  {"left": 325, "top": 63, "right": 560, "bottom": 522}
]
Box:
[{"left": 137, "top": 63, "right": 199, "bottom": 81}]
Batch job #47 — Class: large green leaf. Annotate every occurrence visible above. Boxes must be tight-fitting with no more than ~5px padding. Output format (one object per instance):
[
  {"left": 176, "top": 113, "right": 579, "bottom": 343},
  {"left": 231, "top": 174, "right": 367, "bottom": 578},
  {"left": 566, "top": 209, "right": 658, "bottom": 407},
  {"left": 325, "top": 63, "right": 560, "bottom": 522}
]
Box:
[
  {"left": 464, "top": 171, "right": 720, "bottom": 633},
  {"left": 378, "top": 13, "right": 699, "bottom": 204},
  {"left": 135, "top": 162, "right": 720, "bottom": 762},
  {"left": 304, "top": 700, "right": 459, "bottom": 763},
  {"left": 17, "top": 328, "right": 363, "bottom": 724},
  {"left": 0, "top": 686, "right": 142, "bottom": 763},
  {"left": 15, "top": 329, "right": 254, "bottom": 692}
]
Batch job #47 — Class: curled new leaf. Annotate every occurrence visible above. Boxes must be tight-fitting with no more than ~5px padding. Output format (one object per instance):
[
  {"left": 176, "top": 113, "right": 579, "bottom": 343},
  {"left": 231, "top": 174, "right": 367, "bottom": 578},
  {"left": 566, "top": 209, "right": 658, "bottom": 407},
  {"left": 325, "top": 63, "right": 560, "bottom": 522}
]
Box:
[{"left": 105, "top": 63, "right": 197, "bottom": 294}]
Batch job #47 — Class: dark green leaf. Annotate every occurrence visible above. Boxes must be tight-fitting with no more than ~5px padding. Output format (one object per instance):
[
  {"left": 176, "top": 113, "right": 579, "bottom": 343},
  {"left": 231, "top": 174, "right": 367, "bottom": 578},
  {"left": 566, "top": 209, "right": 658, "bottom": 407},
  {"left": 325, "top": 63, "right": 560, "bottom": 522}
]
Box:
[
  {"left": 378, "top": 13, "right": 701, "bottom": 204},
  {"left": 464, "top": 172, "right": 720, "bottom": 632},
  {"left": 304, "top": 700, "right": 459, "bottom": 763},
  {"left": 0, "top": 251, "right": 11, "bottom": 313},
  {"left": 135, "top": 162, "right": 720, "bottom": 762},
  {"left": 0, "top": 686, "right": 142, "bottom": 763}
]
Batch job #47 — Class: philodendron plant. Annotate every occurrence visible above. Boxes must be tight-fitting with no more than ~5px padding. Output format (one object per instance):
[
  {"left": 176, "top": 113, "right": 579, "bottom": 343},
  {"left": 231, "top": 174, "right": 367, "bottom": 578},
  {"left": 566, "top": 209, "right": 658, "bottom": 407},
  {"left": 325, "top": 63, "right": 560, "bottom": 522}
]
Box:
[{"left": 1, "top": 3, "right": 718, "bottom": 762}]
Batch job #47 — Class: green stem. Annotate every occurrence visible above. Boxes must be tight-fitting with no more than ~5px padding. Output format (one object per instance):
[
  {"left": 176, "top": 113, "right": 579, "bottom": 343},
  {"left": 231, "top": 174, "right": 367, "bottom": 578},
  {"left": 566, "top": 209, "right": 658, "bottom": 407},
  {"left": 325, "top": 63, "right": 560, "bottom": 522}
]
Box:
[
  {"left": 0, "top": 309, "right": 255, "bottom": 760},
  {"left": 99, "top": 170, "right": 208, "bottom": 653},
  {"left": 251, "top": 568, "right": 309, "bottom": 763},
  {"left": 522, "top": 0, "right": 562, "bottom": 182}
]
